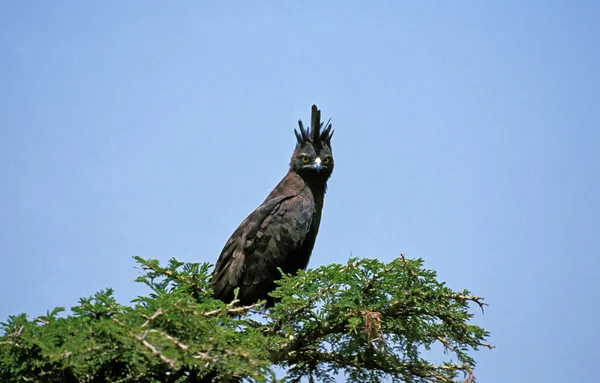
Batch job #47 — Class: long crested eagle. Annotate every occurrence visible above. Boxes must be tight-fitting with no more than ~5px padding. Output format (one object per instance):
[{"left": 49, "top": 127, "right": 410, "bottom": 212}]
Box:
[{"left": 211, "top": 105, "right": 334, "bottom": 307}]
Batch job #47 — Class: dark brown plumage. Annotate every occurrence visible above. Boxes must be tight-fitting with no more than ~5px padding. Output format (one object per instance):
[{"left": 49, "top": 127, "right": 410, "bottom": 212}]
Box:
[{"left": 211, "top": 105, "right": 334, "bottom": 307}]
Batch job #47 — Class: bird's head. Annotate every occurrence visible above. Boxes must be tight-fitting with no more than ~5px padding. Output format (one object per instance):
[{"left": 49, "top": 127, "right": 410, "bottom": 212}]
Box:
[{"left": 291, "top": 105, "right": 334, "bottom": 181}]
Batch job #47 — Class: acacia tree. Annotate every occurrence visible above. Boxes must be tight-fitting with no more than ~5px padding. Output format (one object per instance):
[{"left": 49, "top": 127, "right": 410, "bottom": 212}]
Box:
[{"left": 0, "top": 255, "right": 491, "bottom": 382}]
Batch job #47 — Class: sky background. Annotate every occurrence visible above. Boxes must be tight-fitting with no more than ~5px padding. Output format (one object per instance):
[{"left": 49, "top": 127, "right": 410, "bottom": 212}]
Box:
[{"left": 1, "top": 2, "right": 599, "bottom": 382}]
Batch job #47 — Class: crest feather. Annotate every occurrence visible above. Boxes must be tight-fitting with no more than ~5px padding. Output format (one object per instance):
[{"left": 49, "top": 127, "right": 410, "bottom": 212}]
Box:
[{"left": 295, "top": 104, "right": 333, "bottom": 148}]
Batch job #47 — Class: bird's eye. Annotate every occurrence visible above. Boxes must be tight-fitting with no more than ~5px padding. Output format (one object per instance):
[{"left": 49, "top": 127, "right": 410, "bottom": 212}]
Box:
[
  {"left": 323, "top": 157, "right": 331, "bottom": 164},
  {"left": 301, "top": 156, "right": 310, "bottom": 163}
]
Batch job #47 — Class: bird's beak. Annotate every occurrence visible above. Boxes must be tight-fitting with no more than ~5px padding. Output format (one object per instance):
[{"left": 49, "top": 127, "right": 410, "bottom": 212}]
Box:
[{"left": 314, "top": 158, "right": 322, "bottom": 173}]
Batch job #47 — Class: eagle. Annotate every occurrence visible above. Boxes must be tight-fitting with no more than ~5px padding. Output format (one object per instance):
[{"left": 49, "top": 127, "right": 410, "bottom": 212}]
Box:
[{"left": 211, "top": 105, "right": 334, "bottom": 307}]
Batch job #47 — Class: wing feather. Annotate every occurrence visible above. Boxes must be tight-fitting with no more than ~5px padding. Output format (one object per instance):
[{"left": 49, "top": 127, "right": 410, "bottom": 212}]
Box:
[{"left": 211, "top": 193, "right": 315, "bottom": 305}]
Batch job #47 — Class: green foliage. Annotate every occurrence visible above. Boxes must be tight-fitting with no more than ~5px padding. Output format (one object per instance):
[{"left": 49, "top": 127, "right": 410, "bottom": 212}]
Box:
[{"left": 0, "top": 255, "right": 491, "bottom": 382}]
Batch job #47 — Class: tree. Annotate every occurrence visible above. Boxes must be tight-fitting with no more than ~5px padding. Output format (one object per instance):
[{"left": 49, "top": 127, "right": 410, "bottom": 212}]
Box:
[{"left": 0, "top": 255, "right": 491, "bottom": 382}]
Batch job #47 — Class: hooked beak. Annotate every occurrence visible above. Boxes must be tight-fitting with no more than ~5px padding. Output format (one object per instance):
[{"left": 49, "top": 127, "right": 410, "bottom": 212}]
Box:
[{"left": 314, "top": 158, "right": 322, "bottom": 173}]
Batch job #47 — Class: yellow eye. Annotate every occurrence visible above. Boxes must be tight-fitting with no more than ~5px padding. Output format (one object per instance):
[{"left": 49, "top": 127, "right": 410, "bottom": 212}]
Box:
[
  {"left": 301, "top": 156, "right": 310, "bottom": 163},
  {"left": 323, "top": 157, "right": 331, "bottom": 164}
]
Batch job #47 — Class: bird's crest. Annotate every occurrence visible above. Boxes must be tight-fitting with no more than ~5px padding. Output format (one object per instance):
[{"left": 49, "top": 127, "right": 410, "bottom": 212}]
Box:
[{"left": 295, "top": 104, "right": 334, "bottom": 150}]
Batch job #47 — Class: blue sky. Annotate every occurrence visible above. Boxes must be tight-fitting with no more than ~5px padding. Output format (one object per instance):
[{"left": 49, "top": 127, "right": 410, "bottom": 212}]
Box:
[{"left": 1, "top": 2, "right": 599, "bottom": 381}]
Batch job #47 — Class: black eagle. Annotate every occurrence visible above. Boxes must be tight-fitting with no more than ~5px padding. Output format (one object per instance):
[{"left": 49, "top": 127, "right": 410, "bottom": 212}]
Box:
[{"left": 211, "top": 105, "right": 334, "bottom": 307}]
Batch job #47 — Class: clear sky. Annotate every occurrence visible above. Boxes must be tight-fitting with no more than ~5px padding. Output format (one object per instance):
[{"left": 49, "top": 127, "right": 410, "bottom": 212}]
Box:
[{"left": 1, "top": 2, "right": 599, "bottom": 382}]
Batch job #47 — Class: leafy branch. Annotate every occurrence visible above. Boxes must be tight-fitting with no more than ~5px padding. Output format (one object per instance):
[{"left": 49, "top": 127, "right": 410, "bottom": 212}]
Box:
[{"left": 0, "top": 255, "right": 491, "bottom": 383}]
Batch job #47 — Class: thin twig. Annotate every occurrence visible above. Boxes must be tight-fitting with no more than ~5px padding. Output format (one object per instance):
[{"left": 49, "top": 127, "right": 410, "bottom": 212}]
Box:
[
  {"left": 112, "top": 317, "right": 177, "bottom": 369},
  {"left": 203, "top": 301, "right": 263, "bottom": 317},
  {"left": 141, "top": 309, "right": 164, "bottom": 327},
  {"left": 34, "top": 317, "right": 49, "bottom": 325},
  {"left": 134, "top": 333, "right": 177, "bottom": 369}
]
